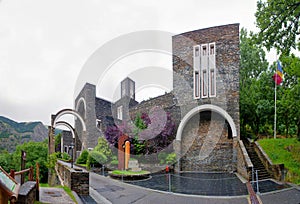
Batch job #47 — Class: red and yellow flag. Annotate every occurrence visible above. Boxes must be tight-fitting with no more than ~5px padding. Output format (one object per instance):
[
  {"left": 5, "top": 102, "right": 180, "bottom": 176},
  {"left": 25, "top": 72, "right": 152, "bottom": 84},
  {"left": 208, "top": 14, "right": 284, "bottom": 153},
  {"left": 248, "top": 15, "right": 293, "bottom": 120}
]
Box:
[{"left": 273, "top": 61, "right": 283, "bottom": 85}]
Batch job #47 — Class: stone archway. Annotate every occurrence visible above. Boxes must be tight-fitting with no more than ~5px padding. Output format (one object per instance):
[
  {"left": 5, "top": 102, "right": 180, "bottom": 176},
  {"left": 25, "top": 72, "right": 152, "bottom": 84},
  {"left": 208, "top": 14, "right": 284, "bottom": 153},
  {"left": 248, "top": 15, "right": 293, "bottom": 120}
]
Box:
[
  {"left": 48, "top": 109, "right": 86, "bottom": 186},
  {"left": 55, "top": 121, "right": 76, "bottom": 153},
  {"left": 48, "top": 109, "right": 86, "bottom": 156},
  {"left": 176, "top": 104, "right": 237, "bottom": 141},
  {"left": 174, "top": 104, "right": 238, "bottom": 172}
]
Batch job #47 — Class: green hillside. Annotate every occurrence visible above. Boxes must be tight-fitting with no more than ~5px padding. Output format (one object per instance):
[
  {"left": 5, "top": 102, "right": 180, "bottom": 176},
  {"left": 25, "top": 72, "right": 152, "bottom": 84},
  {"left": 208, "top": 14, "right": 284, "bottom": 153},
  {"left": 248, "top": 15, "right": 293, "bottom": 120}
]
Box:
[
  {"left": 0, "top": 116, "right": 41, "bottom": 133},
  {"left": 0, "top": 116, "right": 48, "bottom": 152},
  {"left": 258, "top": 138, "right": 300, "bottom": 184}
]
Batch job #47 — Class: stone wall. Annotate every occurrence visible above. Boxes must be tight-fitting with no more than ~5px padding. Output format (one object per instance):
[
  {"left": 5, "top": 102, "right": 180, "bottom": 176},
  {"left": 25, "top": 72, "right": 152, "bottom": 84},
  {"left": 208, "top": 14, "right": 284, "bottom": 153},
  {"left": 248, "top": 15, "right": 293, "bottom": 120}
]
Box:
[
  {"left": 180, "top": 112, "right": 234, "bottom": 172},
  {"left": 253, "top": 141, "right": 284, "bottom": 181},
  {"left": 172, "top": 24, "right": 240, "bottom": 139},
  {"left": 172, "top": 24, "right": 241, "bottom": 172},
  {"left": 75, "top": 83, "right": 102, "bottom": 150},
  {"left": 237, "top": 140, "right": 253, "bottom": 180},
  {"left": 56, "top": 160, "right": 89, "bottom": 195},
  {"left": 61, "top": 130, "right": 73, "bottom": 153},
  {"left": 16, "top": 181, "right": 36, "bottom": 204},
  {"left": 129, "top": 92, "right": 182, "bottom": 127}
]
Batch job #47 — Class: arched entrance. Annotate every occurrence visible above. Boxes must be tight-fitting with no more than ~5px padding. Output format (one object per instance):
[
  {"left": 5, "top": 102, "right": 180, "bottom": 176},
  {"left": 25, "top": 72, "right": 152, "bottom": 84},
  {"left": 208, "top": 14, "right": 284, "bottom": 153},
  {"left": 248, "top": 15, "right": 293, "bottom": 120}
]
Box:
[
  {"left": 175, "top": 104, "right": 238, "bottom": 172},
  {"left": 55, "top": 121, "right": 76, "bottom": 154},
  {"left": 48, "top": 109, "right": 86, "bottom": 156}
]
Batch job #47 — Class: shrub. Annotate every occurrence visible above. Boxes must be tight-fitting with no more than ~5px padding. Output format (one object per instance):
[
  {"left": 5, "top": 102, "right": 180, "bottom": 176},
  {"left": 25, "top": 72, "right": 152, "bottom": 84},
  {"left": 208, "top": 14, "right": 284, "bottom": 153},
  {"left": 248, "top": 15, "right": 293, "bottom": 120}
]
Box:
[
  {"left": 166, "top": 152, "right": 177, "bottom": 165},
  {"left": 62, "top": 152, "right": 71, "bottom": 161},
  {"left": 110, "top": 160, "right": 118, "bottom": 166},
  {"left": 87, "top": 151, "right": 107, "bottom": 169},
  {"left": 93, "top": 138, "right": 113, "bottom": 162},
  {"left": 158, "top": 152, "right": 176, "bottom": 165},
  {"left": 76, "top": 149, "right": 89, "bottom": 164},
  {"left": 158, "top": 152, "right": 168, "bottom": 165}
]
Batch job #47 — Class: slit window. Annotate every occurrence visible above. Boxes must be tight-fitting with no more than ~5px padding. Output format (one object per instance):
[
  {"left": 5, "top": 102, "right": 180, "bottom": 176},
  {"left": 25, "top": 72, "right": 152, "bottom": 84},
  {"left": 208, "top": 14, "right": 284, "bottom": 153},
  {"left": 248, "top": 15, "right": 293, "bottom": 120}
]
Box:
[
  {"left": 194, "top": 71, "right": 200, "bottom": 98},
  {"left": 202, "top": 70, "right": 208, "bottom": 97},
  {"left": 117, "top": 106, "right": 123, "bottom": 120}
]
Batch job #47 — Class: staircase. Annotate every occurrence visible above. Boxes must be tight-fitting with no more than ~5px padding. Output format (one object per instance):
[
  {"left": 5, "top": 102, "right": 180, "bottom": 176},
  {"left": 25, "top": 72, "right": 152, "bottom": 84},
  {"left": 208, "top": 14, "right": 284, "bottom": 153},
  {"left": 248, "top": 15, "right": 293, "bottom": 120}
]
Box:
[{"left": 243, "top": 140, "right": 273, "bottom": 181}]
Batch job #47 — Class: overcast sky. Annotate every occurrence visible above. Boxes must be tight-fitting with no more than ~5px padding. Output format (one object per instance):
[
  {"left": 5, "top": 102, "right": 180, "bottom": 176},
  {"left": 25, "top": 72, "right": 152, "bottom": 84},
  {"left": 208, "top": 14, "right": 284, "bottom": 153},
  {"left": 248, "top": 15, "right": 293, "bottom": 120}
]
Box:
[{"left": 0, "top": 0, "right": 263, "bottom": 126}]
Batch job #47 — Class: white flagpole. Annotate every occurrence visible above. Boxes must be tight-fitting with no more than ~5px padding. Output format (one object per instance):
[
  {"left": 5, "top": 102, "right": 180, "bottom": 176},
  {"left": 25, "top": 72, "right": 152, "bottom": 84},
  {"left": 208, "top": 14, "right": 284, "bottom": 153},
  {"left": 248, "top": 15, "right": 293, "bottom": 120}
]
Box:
[{"left": 274, "top": 79, "right": 277, "bottom": 139}]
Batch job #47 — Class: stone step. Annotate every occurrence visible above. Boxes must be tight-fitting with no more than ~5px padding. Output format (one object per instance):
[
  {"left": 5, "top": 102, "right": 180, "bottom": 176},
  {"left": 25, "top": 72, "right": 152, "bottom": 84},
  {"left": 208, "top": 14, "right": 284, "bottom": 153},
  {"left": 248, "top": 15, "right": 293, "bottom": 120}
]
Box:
[
  {"left": 243, "top": 141, "right": 273, "bottom": 180},
  {"left": 130, "top": 167, "right": 142, "bottom": 172},
  {"left": 128, "top": 160, "right": 139, "bottom": 169}
]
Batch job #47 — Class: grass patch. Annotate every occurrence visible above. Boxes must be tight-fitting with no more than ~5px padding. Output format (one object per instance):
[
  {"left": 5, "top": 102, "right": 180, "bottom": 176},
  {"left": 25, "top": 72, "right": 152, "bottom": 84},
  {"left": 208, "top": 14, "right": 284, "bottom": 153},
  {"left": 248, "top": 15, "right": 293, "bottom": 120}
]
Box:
[
  {"left": 75, "top": 163, "right": 87, "bottom": 168},
  {"left": 60, "top": 186, "right": 77, "bottom": 204},
  {"left": 258, "top": 138, "right": 300, "bottom": 184},
  {"left": 111, "top": 170, "right": 150, "bottom": 175},
  {"left": 39, "top": 183, "right": 49, "bottom": 187}
]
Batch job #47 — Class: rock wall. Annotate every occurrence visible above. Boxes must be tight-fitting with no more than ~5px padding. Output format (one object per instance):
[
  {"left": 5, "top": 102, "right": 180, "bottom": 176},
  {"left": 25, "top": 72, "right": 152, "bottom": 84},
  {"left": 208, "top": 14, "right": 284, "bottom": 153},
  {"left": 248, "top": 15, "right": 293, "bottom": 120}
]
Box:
[
  {"left": 16, "top": 181, "right": 36, "bottom": 204},
  {"left": 237, "top": 140, "right": 253, "bottom": 180},
  {"left": 75, "top": 83, "right": 102, "bottom": 150},
  {"left": 172, "top": 23, "right": 240, "bottom": 138},
  {"left": 181, "top": 112, "right": 234, "bottom": 172},
  {"left": 172, "top": 24, "right": 240, "bottom": 172},
  {"left": 56, "top": 161, "right": 89, "bottom": 195}
]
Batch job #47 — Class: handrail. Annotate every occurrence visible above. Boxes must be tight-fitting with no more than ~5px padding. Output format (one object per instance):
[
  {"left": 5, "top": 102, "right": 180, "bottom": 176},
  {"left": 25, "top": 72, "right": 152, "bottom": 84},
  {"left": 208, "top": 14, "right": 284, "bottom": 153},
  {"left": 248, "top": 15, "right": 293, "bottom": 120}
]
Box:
[{"left": 10, "top": 166, "right": 34, "bottom": 182}]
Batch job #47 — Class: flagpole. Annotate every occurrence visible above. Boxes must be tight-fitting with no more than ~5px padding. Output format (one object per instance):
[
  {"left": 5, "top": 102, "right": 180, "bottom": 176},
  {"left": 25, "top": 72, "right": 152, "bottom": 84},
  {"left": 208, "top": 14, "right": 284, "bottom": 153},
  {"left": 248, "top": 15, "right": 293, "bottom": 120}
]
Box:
[{"left": 274, "top": 80, "right": 277, "bottom": 139}]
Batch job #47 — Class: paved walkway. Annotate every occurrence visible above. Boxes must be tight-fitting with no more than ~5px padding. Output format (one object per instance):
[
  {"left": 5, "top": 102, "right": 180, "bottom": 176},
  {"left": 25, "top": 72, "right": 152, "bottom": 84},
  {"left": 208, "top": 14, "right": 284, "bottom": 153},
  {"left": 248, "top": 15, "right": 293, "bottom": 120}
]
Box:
[
  {"left": 89, "top": 172, "right": 249, "bottom": 204},
  {"left": 260, "top": 187, "right": 300, "bottom": 204},
  {"left": 39, "top": 187, "right": 76, "bottom": 204}
]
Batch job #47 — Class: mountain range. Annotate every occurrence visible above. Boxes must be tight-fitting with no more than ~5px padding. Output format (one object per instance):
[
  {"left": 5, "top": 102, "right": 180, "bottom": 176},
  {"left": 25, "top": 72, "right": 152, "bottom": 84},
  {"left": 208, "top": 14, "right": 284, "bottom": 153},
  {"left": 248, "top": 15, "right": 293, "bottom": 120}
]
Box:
[{"left": 0, "top": 116, "right": 48, "bottom": 152}]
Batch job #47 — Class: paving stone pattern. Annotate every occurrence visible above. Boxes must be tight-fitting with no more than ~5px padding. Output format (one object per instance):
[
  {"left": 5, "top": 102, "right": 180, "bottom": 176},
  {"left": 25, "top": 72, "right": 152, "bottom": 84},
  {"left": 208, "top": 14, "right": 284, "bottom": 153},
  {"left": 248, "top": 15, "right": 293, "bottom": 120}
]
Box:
[{"left": 39, "top": 187, "right": 75, "bottom": 204}]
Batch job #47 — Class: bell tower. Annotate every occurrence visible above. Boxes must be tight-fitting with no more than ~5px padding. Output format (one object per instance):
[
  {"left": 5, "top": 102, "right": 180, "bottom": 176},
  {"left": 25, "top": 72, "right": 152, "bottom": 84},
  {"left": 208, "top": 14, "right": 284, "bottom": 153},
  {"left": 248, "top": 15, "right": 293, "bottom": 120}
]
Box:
[{"left": 121, "top": 77, "right": 135, "bottom": 100}]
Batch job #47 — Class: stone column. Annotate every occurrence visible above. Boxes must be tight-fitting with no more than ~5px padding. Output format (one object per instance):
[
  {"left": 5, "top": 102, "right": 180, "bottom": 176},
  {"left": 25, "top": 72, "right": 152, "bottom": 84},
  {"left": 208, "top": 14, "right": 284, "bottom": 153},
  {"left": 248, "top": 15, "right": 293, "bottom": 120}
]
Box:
[
  {"left": 48, "top": 126, "right": 55, "bottom": 156},
  {"left": 48, "top": 125, "right": 57, "bottom": 186}
]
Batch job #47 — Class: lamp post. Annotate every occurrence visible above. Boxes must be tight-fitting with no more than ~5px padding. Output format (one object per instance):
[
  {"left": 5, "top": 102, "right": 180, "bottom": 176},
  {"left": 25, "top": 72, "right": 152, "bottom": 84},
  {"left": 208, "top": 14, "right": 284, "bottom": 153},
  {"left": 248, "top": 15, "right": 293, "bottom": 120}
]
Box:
[{"left": 69, "top": 142, "right": 74, "bottom": 168}]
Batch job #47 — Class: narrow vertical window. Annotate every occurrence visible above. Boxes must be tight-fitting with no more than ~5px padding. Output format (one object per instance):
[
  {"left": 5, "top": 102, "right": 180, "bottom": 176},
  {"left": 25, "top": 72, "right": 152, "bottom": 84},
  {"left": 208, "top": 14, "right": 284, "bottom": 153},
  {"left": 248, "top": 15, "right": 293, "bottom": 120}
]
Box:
[
  {"left": 209, "top": 42, "right": 216, "bottom": 97},
  {"left": 210, "top": 70, "right": 215, "bottom": 96},
  {"left": 193, "top": 45, "right": 200, "bottom": 99},
  {"left": 202, "top": 70, "right": 208, "bottom": 97},
  {"left": 121, "top": 81, "right": 126, "bottom": 97},
  {"left": 129, "top": 80, "right": 134, "bottom": 99},
  {"left": 194, "top": 71, "right": 200, "bottom": 98},
  {"left": 117, "top": 106, "right": 123, "bottom": 120},
  {"left": 201, "top": 44, "right": 209, "bottom": 98}
]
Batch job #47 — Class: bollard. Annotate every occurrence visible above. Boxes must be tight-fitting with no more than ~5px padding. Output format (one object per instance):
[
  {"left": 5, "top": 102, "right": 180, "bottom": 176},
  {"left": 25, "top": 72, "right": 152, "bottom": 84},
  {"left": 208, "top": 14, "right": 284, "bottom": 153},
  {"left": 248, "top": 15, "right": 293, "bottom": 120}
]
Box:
[
  {"left": 255, "top": 170, "right": 260, "bottom": 194},
  {"left": 168, "top": 173, "right": 171, "bottom": 192},
  {"left": 121, "top": 168, "right": 124, "bottom": 182}
]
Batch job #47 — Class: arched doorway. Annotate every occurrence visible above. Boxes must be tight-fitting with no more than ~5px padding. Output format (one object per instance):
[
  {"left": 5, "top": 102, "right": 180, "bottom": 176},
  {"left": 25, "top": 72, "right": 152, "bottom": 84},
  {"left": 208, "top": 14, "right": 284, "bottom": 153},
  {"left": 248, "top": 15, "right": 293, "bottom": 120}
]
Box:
[{"left": 175, "top": 104, "right": 238, "bottom": 172}]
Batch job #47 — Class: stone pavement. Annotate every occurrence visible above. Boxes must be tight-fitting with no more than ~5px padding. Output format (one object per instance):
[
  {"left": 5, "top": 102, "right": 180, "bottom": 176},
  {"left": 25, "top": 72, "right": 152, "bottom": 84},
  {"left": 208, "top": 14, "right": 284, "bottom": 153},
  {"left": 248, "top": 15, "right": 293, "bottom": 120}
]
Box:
[
  {"left": 39, "top": 187, "right": 76, "bottom": 204},
  {"left": 89, "top": 172, "right": 249, "bottom": 204},
  {"left": 260, "top": 187, "right": 300, "bottom": 204},
  {"left": 37, "top": 171, "right": 300, "bottom": 204}
]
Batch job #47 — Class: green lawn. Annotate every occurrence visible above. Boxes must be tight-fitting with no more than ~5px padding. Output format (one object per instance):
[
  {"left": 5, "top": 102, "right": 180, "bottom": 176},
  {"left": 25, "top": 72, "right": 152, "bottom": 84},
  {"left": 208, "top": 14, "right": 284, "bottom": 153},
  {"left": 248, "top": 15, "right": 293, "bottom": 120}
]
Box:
[
  {"left": 258, "top": 138, "right": 300, "bottom": 184},
  {"left": 111, "top": 170, "right": 150, "bottom": 175}
]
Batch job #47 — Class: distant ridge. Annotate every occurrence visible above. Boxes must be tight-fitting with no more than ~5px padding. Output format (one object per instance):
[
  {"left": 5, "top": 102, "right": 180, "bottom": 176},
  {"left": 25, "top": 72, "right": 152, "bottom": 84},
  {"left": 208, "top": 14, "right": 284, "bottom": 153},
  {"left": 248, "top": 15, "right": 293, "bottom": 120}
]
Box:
[{"left": 0, "top": 116, "right": 48, "bottom": 152}]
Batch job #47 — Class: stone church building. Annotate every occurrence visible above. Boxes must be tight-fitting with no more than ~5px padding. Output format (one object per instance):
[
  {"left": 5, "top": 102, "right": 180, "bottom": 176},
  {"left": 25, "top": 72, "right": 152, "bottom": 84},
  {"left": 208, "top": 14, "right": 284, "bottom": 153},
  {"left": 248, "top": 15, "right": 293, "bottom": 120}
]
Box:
[{"left": 72, "top": 24, "right": 251, "bottom": 179}]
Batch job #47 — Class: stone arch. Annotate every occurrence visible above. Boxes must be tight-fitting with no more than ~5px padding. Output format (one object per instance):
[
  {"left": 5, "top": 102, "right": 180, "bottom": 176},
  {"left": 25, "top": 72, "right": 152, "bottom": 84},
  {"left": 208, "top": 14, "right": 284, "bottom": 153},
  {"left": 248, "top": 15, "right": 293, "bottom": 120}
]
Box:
[
  {"left": 176, "top": 104, "right": 237, "bottom": 141},
  {"left": 55, "top": 121, "right": 76, "bottom": 154},
  {"left": 52, "top": 109, "right": 86, "bottom": 131},
  {"left": 55, "top": 121, "right": 76, "bottom": 139},
  {"left": 75, "top": 97, "right": 87, "bottom": 120}
]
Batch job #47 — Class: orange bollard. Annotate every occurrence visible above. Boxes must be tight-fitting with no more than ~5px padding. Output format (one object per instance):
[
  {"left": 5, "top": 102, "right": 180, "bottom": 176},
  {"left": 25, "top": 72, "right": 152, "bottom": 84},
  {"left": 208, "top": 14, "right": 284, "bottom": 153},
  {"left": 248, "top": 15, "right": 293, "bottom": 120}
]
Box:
[
  {"left": 125, "top": 141, "right": 130, "bottom": 170},
  {"left": 166, "top": 165, "right": 169, "bottom": 173}
]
